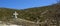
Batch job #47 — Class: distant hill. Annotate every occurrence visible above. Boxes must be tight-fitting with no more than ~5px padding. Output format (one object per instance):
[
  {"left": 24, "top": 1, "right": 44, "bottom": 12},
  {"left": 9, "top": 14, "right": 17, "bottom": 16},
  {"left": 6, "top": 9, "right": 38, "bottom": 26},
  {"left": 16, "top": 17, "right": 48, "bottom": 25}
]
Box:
[{"left": 0, "top": 3, "right": 60, "bottom": 23}]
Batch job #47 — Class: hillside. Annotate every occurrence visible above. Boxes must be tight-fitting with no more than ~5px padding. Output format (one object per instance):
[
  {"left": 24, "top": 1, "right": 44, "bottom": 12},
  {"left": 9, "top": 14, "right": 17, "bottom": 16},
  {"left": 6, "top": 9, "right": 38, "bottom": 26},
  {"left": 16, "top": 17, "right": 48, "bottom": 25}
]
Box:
[{"left": 0, "top": 4, "right": 60, "bottom": 22}]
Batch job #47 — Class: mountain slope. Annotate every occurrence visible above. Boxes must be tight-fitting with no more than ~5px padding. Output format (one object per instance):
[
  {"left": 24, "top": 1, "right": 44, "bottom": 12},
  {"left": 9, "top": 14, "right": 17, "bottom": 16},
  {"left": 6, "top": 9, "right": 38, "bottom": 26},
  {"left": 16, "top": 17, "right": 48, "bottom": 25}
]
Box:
[{"left": 0, "top": 4, "right": 60, "bottom": 22}]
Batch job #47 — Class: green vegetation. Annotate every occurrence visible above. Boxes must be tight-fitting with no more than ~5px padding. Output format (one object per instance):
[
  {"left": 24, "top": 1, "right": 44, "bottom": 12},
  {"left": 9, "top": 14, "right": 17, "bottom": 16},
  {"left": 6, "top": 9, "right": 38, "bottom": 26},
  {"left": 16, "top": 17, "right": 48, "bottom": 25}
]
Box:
[{"left": 0, "top": 3, "right": 60, "bottom": 22}]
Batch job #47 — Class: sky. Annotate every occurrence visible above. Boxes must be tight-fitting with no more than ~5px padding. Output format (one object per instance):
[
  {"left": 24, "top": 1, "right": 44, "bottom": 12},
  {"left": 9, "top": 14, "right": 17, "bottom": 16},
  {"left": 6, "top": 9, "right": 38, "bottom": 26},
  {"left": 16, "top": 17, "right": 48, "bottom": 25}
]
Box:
[{"left": 0, "top": 0, "right": 57, "bottom": 9}]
